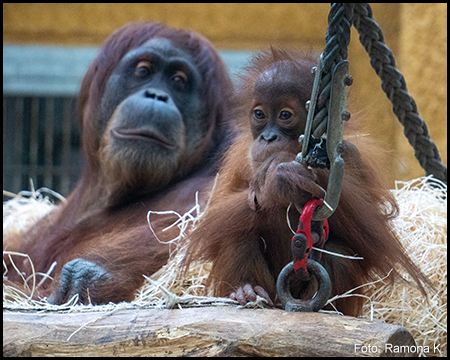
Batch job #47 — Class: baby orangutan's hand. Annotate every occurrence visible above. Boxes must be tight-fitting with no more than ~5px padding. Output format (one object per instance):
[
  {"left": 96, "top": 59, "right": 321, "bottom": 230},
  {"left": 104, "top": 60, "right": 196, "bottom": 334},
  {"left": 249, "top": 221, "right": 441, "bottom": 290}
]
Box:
[{"left": 230, "top": 283, "right": 274, "bottom": 307}]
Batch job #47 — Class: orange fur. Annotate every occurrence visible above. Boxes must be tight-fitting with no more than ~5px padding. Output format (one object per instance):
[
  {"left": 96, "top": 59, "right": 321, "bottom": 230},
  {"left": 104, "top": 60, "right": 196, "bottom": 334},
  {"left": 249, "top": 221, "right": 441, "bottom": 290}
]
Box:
[{"left": 185, "top": 48, "right": 431, "bottom": 316}]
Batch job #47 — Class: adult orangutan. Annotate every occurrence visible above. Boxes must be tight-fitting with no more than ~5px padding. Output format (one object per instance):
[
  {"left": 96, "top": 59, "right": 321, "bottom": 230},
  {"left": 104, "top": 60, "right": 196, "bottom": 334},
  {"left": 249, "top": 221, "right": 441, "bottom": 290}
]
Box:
[
  {"left": 4, "top": 22, "right": 234, "bottom": 305},
  {"left": 184, "top": 48, "right": 431, "bottom": 316}
]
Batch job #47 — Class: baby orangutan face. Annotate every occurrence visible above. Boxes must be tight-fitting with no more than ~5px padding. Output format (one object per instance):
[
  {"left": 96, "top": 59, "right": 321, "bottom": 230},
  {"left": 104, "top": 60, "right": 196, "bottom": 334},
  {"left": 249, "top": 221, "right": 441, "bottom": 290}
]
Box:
[{"left": 249, "top": 61, "right": 310, "bottom": 166}]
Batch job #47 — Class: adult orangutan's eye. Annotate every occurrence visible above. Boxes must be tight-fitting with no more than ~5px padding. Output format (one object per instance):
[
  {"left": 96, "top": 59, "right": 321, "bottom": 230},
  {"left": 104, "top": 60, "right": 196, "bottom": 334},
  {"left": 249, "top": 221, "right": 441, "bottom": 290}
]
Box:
[
  {"left": 135, "top": 60, "right": 153, "bottom": 78},
  {"left": 171, "top": 70, "right": 188, "bottom": 90}
]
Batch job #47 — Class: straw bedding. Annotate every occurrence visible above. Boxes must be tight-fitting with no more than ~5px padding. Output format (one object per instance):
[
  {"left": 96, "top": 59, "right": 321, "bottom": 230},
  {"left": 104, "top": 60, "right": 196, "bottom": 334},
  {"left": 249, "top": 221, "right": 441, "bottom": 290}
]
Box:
[{"left": 3, "top": 176, "right": 447, "bottom": 356}]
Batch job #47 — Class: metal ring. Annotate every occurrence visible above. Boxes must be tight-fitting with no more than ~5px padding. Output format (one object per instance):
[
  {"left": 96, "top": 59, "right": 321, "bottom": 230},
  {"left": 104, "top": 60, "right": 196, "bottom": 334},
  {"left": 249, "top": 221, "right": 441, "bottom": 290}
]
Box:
[{"left": 276, "top": 259, "right": 331, "bottom": 312}]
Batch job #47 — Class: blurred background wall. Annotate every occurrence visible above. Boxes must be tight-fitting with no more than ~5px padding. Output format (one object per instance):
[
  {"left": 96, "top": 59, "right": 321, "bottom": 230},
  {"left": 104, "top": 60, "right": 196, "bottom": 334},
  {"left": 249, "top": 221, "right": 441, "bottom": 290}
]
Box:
[{"left": 3, "top": 3, "right": 447, "bottom": 195}]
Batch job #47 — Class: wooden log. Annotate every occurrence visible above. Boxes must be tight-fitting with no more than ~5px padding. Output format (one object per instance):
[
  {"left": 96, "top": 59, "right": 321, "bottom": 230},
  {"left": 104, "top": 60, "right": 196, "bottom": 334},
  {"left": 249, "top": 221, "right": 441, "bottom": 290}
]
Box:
[{"left": 3, "top": 307, "right": 417, "bottom": 357}]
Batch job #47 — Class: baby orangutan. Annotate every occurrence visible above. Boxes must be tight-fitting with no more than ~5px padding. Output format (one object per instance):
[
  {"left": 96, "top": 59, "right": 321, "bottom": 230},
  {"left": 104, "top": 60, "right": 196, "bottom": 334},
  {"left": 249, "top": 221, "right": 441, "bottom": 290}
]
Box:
[{"left": 185, "top": 48, "right": 430, "bottom": 316}]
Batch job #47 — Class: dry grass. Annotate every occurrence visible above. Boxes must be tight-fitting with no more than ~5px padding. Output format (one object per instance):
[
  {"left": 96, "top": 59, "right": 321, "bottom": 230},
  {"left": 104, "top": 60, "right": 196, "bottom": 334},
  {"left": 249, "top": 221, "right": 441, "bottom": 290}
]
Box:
[
  {"left": 3, "top": 176, "right": 447, "bottom": 355},
  {"left": 359, "top": 176, "right": 447, "bottom": 357}
]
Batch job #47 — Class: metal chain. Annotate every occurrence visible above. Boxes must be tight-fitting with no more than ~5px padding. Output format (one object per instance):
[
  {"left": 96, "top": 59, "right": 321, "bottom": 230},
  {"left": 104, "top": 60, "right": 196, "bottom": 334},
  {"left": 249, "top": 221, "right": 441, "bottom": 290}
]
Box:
[{"left": 352, "top": 3, "right": 446, "bottom": 183}]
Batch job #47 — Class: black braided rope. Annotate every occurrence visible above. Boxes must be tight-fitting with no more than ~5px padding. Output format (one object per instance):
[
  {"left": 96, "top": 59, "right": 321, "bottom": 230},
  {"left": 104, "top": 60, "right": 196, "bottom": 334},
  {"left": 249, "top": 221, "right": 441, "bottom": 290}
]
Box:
[
  {"left": 352, "top": 3, "right": 446, "bottom": 183},
  {"left": 312, "top": 4, "right": 353, "bottom": 138},
  {"left": 309, "top": 3, "right": 447, "bottom": 183}
]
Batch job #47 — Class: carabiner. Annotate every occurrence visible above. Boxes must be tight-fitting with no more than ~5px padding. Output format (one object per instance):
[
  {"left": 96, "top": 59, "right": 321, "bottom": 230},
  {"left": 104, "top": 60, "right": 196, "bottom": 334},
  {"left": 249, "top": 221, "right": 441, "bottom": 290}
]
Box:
[{"left": 297, "top": 57, "right": 351, "bottom": 221}]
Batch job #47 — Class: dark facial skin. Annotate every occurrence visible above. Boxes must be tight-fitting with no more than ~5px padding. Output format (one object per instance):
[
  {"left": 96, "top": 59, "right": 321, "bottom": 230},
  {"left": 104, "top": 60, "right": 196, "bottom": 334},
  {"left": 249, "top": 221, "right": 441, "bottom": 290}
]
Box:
[
  {"left": 99, "top": 38, "right": 202, "bottom": 133},
  {"left": 98, "top": 38, "right": 205, "bottom": 197}
]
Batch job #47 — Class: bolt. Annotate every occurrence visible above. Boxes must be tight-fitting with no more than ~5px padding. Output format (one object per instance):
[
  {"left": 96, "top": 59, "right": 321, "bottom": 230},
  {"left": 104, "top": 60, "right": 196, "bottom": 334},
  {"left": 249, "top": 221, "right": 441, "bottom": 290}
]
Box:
[
  {"left": 341, "top": 110, "right": 351, "bottom": 121},
  {"left": 305, "top": 100, "right": 311, "bottom": 111},
  {"left": 295, "top": 152, "right": 304, "bottom": 165},
  {"left": 344, "top": 75, "right": 353, "bottom": 86},
  {"left": 311, "top": 66, "right": 317, "bottom": 77},
  {"left": 337, "top": 143, "right": 346, "bottom": 154}
]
